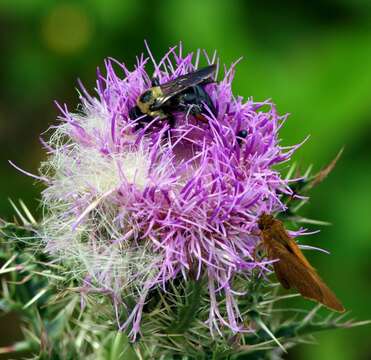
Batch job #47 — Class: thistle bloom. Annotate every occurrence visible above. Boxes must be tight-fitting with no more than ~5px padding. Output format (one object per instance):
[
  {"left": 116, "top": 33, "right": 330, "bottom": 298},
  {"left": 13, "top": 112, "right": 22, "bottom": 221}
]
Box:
[{"left": 39, "top": 45, "right": 300, "bottom": 338}]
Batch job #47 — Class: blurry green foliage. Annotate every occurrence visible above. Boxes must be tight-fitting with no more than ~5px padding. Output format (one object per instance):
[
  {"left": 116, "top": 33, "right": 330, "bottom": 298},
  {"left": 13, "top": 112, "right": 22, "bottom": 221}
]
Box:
[{"left": 0, "top": 1, "right": 370, "bottom": 359}]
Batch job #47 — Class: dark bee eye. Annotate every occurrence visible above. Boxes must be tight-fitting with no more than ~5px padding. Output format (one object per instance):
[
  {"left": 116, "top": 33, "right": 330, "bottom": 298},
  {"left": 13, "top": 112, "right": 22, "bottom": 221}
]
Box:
[{"left": 139, "top": 90, "right": 153, "bottom": 103}]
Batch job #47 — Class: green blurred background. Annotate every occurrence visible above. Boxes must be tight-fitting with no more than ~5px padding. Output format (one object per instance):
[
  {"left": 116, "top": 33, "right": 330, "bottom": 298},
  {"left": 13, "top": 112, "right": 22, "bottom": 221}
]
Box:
[{"left": 0, "top": 0, "right": 370, "bottom": 359}]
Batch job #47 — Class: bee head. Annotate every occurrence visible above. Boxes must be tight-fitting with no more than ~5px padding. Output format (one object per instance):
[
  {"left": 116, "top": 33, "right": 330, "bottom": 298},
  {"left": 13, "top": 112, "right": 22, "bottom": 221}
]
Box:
[
  {"left": 137, "top": 87, "right": 163, "bottom": 115},
  {"left": 258, "top": 213, "right": 274, "bottom": 230}
]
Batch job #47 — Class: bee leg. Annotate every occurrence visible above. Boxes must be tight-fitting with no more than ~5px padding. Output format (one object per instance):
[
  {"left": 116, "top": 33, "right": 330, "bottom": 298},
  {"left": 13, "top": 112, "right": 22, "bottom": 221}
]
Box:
[
  {"left": 186, "top": 105, "right": 196, "bottom": 120},
  {"left": 166, "top": 113, "right": 175, "bottom": 129},
  {"left": 135, "top": 115, "right": 153, "bottom": 131},
  {"left": 160, "top": 113, "right": 175, "bottom": 141},
  {"left": 178, "top": 87, "right": 202, "bottom": 118}
]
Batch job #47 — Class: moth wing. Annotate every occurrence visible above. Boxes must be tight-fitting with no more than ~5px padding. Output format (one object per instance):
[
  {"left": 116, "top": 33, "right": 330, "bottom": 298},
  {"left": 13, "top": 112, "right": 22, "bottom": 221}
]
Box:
[
  {"left": 314, "top": 273, "right": 345, "bottom": 313},
  {"left": 269, "top": 242, "right": 322, "bottom": 299},
  {"left": 153, "top": 65, "right": 216, "bottom": 109},
  {"left": 284, "top": 233, "right": 314, "bottom": 271},
  {"left": 269, "top": 242, "right": 345, "bottom": 312},
  {"left": 270, "top": 220, "right": 314, "bottom": 271}
]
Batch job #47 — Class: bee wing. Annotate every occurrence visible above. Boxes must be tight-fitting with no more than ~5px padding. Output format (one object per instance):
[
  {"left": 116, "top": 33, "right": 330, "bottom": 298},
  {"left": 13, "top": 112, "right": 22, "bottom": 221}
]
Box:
[
  {"left": 268, "top": 241, "right": 345, "bottom": 312},
  {"left": 153, "top": 65, "right": 216, "bottom": 109}
]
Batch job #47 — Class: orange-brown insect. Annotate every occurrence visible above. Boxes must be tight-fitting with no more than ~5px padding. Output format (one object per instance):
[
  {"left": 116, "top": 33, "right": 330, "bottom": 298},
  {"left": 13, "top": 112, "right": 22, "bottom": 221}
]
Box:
[{"left": 258, "top": 213, "right": 345, "bottom": 312}]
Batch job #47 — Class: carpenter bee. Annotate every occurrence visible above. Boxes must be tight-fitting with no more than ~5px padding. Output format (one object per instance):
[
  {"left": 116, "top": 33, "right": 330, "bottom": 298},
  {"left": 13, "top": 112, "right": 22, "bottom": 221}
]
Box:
[{"left": 129, "top": 64, "right": 217, "bottom": 130}]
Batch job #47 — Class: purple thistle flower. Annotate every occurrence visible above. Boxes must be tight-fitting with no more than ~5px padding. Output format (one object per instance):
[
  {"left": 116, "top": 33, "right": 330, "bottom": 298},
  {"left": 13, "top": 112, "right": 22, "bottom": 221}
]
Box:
[{"left": 39, "top": 44, "right": 301, "bottom": 338}]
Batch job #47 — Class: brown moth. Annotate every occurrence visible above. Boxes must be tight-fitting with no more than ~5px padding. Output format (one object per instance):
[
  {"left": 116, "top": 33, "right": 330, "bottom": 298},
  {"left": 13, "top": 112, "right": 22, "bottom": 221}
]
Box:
[{"left": 258, "top": 213, "right": 345, "bottom": 312}]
